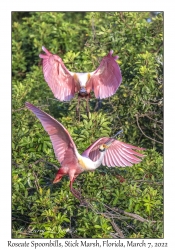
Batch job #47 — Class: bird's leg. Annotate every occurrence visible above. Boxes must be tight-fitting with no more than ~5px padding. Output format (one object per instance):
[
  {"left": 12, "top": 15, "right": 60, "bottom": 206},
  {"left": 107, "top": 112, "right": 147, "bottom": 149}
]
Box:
[
  {"left": 76, "top": 96, "right": 80, "bottom": 122},
  {"left": 69, "top": 180, "right": 89, "bottom": 206},
  {"left": 98, "top": 99, "right": 102, "bottom": 110},
  {"left": 70, "top": 180, "right": 82, "bottom": 200},
  {"left": 71, "top": 187, "right": 82, "bottom": 200},
  {"left": 94, "top": 98, "right": 101, "bottom": 111},
  {"left": 86, "top": 96, "right": 90, "bottom": 119},
  {"left": 76, "top": 98, "right": 78, "bottom": 120},
  {"left": 76, "top": 94, "right": 80, "bottom": 121}
]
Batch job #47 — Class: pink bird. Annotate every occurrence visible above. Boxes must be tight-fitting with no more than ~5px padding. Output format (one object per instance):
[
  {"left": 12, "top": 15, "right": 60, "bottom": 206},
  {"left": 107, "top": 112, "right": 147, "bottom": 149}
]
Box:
[
  {"left": 39, "top": 46, "right": 122, "bottom": 119},
  {"left": 26, "top": 102, "right": 145, "bottom": 200}
]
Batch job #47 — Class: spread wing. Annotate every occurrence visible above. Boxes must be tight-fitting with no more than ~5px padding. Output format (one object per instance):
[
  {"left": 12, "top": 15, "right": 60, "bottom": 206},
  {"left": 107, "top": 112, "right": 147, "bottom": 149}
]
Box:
[
  {"left": 82, "top": 137, "right": 145, "bottom": 167},
  {"left": 39, "top": 46, "right": 76, "bottom": 101},
  {"left": 86, "top": 50, "right": 122, "bottom": 99},
  {"left": 25, "top": 102, "right": 78, "bottom": 165}
]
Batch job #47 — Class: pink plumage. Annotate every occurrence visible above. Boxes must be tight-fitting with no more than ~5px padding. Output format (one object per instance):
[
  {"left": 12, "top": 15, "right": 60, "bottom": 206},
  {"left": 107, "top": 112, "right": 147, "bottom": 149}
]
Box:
[
  {"left": 39, "top": 46, "right": 76, "bottom": 101},
  {"left": 86, "top": 50, "right": 122, "bottom": 99},
  {"left": 26, "top": 102, "right": 145, "bottom": 200},
  {"left": 82, "top": 138, "right": 144, "bottom": 167},
  {"left": 39, "top": 46, "right": 122, "bottom": 101}
]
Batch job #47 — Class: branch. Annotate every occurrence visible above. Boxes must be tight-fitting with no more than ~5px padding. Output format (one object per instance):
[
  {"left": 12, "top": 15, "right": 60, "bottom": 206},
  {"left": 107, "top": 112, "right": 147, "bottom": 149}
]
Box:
[
  {"left": 79, "top": 199, "right": 125, "bottom": 238},
  {"left": 110, "top": 220, "right": 124, "bottom": 238},
  {"left": 135, "top": 114, "right": 163, "bottom": 144}
]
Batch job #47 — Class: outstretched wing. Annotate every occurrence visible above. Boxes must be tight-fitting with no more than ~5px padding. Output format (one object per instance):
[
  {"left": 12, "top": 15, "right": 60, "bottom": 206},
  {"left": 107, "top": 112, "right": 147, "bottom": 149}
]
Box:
[
  {"left": 82, "top": 137, "right": 145, "bottom": 167},
  {"left": 26, "top": 102, "right": 78, "bottom": 165},
  {"left": 86, "top": 50, "right": 122, "bottom": 99},
  {"left": 39, "top": 46, "right": 76, "bottom": 101}
]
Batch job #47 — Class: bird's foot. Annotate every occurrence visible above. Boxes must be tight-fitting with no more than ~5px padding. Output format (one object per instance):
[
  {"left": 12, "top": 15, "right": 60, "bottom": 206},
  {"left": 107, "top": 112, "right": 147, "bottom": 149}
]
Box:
[
  {"left": 71, "top": 188, "right": 90, "bottom": 206},
  {"left": 79, "top": 199, "right": 89, "bottom": 207},
  {"left": 71, "top": 188, "right": 82, "bottom": 200}
]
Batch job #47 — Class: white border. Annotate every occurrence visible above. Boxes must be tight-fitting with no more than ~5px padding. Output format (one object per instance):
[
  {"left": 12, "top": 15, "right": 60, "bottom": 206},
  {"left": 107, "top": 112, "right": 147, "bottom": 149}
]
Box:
[{"left": 1, "top": 0, "right": 175, "bottom": 249}]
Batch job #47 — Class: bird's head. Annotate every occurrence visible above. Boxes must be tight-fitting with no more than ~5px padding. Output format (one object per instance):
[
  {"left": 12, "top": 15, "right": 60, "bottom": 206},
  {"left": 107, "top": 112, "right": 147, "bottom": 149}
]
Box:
[
  {"left": 99, "top": 130, "right": 123, "bottom": 152},
  {"left": 53, "top": 171, "right": 64, "bottom": 184},
  {"left": 99, "top": 140, "right": 113, "bottom": 152},
  {"left": 79, "top": 86, "right": 88, "bottom": 96}
]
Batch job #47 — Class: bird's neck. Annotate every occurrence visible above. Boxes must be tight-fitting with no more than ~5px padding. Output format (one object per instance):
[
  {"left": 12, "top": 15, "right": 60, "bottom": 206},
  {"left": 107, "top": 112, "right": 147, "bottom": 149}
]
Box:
[
  {"left": 93, "top": 150, "right": 106, "bottom": 169},
  {"left": 78, "top": 150, "right": 106, "bottom": 171}
]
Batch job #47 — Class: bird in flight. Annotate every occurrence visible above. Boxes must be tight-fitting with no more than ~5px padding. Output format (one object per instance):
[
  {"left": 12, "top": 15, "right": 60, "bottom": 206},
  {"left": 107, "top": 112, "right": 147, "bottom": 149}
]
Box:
[
  {"left": 39, "top": 46, "right": 122, "bottom": 119},
  {"left": 26, "top": 102, "right": 145, "bottom": 200}
]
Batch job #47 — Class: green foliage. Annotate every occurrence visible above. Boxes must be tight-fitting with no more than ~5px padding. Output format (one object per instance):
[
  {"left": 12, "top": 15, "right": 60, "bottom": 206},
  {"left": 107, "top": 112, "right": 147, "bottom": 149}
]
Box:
[{"left": 12, "top": 12, "right": 163, "bottom": 238}]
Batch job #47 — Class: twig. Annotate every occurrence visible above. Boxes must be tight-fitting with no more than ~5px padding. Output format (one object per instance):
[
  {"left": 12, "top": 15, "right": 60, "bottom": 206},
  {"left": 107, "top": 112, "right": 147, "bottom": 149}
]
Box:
[
  {"left": 112, "top": 207, "right": 156, "bottom": 223},
  {"left": 154, "top": 131, "right": 163, "bottom": 140},
  {"left": 12, "top": 104, "right": 50, "bottom": 113},
  {"left": 131, "top": 179, "right": 163, "bottom": 186},
  {"left": 137, "top": 113, "right": 163, "bottom": 125},
  {"left": 44, "top": 161, "right": 59, "bottom": 170},
  {"left": 110, "top": 220, "right": 125, "bottom": 238},
  {"left": 12, "top": 107, "right": 26, "bottom": 112},
  {"left": 85, "top": 198, "right": 155, "bottom": 224},
  {"left": 135, "top": 114, "right": 163, "bottom": 144},
  {"left": 14, "top": 231, "right": 43, "bottom": 237},
  {"left": 156, "top": 42, "right": 163, "bottom": 54},
  {"left": 36, "top": 105, "right": 50, "bottom": 108},
  {"left": 12, "top": 217, "right": 30, "bottom": 224},
  {"left": 91, "top": 15, "right": 96, "bottom": 42},
  {"left": 29, "top": 158, "right": 59, "bottom": 170},
  {"left": 32, "top": 171, "right": 40, "bottom": 191},
  {"left": 46, "top": 98, "right": 58, "bottom": 102},
  {"left": 141, "top": 114, "right": 163, "bottom": 124},
  {"left": 102, "top": 203, "right": 156, "bottom": 223}
]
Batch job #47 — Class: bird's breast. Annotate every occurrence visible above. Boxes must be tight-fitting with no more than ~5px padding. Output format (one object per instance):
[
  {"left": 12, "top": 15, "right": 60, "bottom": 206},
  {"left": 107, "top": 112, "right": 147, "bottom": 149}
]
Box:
[
  {"left": 78, "top": 156, "right": 95, "bottom": 171},
  {"left": 76, "top": 73, "right": 91, "bottom": 87},
  {"left": 78, "top": 158, "right": 89, "bottom": 171}
]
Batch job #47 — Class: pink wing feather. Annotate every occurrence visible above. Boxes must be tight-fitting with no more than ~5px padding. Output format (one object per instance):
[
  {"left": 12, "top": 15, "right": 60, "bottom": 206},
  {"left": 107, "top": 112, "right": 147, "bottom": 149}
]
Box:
[
  {"left": 25, "top": 102, "right": 78, "bottom": 165},
  {"left": 82, "top": 137, "right": 145, "bottom": 167},
  {"left": 86, "top": 50, "right": 122, "bottom": 99},
  {"left": 39, "top": 46, "right": 76, "bottom": 101}
]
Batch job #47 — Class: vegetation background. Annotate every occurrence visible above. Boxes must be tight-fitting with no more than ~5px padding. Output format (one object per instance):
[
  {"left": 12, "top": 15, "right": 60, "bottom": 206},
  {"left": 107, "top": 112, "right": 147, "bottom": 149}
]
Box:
[{"left": 12, "top": 11, "right": 163, "bottom": 238}]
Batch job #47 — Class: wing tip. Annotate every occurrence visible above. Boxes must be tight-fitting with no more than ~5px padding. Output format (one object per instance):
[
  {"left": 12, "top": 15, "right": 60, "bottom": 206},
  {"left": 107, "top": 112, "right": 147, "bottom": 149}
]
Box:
[
  {"left": 25, "top": 101, "right": 30, "bottom": 107},
  {"left": 25, "top": 102, "right": 34, "bottom": 110},
  {"left": 109, "top": 49, "right": 113, "bottom": 55},
  {"left": 109, "top": 49, "right": 119, "bottom": 60},
  {"left": 114, "top": 55, "right": 119, "bottom": 60},
  {"left": 40, "top": 46, "right": 51, "bottom": 56},
  {"left": 39, "top": 46, "right": 48, "bottom": 58}
]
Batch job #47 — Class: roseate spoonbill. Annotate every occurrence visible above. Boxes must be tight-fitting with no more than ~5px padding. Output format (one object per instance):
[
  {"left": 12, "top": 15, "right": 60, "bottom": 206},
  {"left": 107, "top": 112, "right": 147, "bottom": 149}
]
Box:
[
  {"left": 39, "top": 46, "right": 122, "bottom": 119},
  {"left": 26, "top": 102, "right": 145, "bottom": 200}
]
